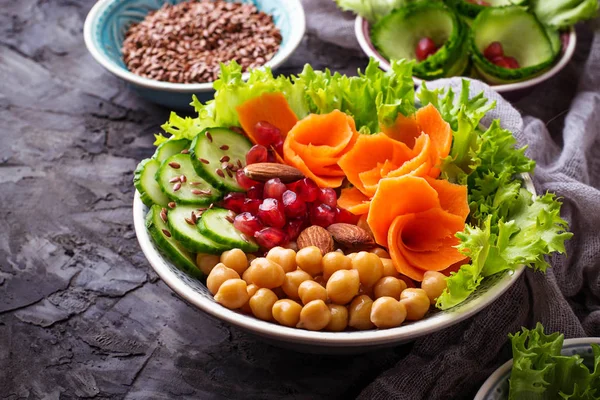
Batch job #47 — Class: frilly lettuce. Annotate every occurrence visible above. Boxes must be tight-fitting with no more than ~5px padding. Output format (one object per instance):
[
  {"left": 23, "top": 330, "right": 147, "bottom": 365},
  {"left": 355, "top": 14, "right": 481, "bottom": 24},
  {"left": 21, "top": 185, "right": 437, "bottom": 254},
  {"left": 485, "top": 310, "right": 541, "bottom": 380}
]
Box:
[
  {"left": 531, "top": 0, "right": 599, "bottom": 29},
  {"left": 334, "top": 0, "right": 419, "bottom": 23},
  {"left": 508, "top": 324, "right": 600, "bottom": 400},
  {"left": 155, "top": 59, "right": 415, "bottom": 144}
]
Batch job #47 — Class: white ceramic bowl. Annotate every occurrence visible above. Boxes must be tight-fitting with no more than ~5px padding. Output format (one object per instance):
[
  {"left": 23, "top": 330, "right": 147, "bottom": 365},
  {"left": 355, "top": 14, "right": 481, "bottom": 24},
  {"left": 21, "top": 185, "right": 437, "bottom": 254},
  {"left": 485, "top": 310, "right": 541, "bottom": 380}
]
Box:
[
  {"left": 354, "top": 16, "right": 576, "bottom": 94},
  {"left": 475, "top": 337, "right": 600, "bottom": 400},
  {"left": 133, "top": 174, "right": 535, "bottom": 353},
  {"left": 83, "top": 0, "right": 306, "bottom": 109}
]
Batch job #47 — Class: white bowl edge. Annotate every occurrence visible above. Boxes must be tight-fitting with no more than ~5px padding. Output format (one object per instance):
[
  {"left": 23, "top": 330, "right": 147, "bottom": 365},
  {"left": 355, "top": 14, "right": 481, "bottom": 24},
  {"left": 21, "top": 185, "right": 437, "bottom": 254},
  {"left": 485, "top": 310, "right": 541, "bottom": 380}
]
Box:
[
  {"left": 354, "top": 16, "right": 577, "bottom": 94},
  {"left": 83, "top": 0, "right": 307, "bottom": 93},
  {"left": 133, "top": 174, "right": 535, "bottom": 348}
]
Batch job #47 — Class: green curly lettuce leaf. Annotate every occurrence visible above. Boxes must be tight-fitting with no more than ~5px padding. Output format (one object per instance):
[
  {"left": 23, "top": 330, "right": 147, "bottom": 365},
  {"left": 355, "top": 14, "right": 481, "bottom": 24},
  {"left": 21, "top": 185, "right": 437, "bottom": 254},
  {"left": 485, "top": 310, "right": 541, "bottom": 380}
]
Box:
[
  {"left": 531, "top": 0, "right": 599, "bottom": 29},
  {"left": 507, "top": 324, "right": 600, "bottom": 400},
  {"left": 334, "top": 0, "right": 427, "bottom": 23}
]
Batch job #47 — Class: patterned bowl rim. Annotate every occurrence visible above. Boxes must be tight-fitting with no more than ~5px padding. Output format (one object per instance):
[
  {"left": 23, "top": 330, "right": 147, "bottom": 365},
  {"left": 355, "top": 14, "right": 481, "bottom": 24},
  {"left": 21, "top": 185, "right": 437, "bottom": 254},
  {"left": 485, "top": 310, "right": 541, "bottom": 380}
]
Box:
[
  {"left": 354, "top": 16, "right": 577, "bottom": 94},
  {"left": 474, "top": 337, "right": 600, "bottom": 400},
  {"left": 83, "top": 0, "right": 306, "bottom": 93},
  {"left": 133, "top": 171, "right": 534, "bottom": 347}
]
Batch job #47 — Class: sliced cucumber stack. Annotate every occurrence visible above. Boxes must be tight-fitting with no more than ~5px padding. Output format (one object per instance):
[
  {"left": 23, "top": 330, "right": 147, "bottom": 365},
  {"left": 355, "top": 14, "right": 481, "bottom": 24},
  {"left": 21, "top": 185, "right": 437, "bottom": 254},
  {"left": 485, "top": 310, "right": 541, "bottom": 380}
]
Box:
[
  {"left": 470, "top": 6, "right": 558, "bottom": 84},
  {"left": 371, "top": 2, "right": 469, "bottom": 80},
  {"left": 191, "top": 128, "right": 253, "bottom": 193},
  {"left": 157, "top": 153, "right": 222, "bottom": 205},
  {"left": 146, "top": 205, "right": 203, "bottom": 279},
  {"left": 155, "top": 138, "right": 191, "bottom": 163},
  {"left": 449, "top": 0, "right": 528, "bottom": 19},
  {"left": 167, "top": 205, "right": 229, "bottom": 254},
  {"left": 198, "top": 208, "right": 259, "bottom": 253},
  {"left": 134, "top": 159, "right": 170, "bottom": 207}
]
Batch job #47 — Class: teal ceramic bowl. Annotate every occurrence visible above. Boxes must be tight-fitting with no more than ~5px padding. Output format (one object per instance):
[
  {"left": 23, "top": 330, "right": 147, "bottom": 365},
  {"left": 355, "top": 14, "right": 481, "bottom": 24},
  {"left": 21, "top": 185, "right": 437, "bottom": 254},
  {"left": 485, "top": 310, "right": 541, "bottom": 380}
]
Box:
[
  {"left": 83, "top": 0, "right": 306, "bottom": 109},
  {"left": 475, "top": 338, "right": 600, "bottom": 400}
]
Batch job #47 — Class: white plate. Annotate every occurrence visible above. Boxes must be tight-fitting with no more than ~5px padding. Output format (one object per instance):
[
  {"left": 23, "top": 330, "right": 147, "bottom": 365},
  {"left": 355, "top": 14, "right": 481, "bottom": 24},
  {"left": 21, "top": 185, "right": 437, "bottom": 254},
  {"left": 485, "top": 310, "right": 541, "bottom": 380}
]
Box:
[
  {"left": 133, "top": 174, "right": 535, "bottom": 352},
  {"left": 354, "top": 16, "right": 576, "bottom": 94}
]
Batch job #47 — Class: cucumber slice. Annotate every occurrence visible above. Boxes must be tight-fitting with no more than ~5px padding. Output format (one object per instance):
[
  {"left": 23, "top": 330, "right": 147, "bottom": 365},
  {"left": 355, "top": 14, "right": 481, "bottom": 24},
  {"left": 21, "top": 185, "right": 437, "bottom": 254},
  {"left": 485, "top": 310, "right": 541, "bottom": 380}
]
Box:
[
  {"left": 167, "top": 205, "right": 229, "bottom": 254},
  {"left": 449, "top": 0, "right": 527, "bottom": 19},
  {"left": 134, "top": 159, "right": 170, "bottom": 207},
  {"left": 146, "top": 205, "right": 203, "bottom": 279},
  {"left": 470, "top": 6, "right": 558, "bottom": 84},
  {"left": 154, "top": 139, "right": 191, "bottom": 163},
  {"left": 197, "top": 208, "right": 259, "bottom": 253},
  {"left": 371, "top": 2, "right": 469, "bottom": 80},
  {"left": 190, "top": 127, "right": 252, "bottom": 192},
  {"left": 157, "top": 153, "right": 222, "bottom": 205}
]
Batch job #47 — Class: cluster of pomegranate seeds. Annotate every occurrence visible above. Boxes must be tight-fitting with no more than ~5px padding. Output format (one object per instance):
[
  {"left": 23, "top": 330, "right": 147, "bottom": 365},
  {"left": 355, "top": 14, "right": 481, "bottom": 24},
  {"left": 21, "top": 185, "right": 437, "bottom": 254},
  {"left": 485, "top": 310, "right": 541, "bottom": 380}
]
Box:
[
  {"left": 253, "top": 121, "right": 284, "bottom": 157},
  {"left": 483, "top": 41, "right": 520, "bottom": 69},
  {"left": 415, "top": 37, "right": 439, "bottom": 62}
]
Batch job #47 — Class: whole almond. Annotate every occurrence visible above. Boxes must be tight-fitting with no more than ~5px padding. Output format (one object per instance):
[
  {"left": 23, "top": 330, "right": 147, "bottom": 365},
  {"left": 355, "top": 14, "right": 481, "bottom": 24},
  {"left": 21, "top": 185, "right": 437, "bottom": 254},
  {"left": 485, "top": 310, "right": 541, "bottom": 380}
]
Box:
[
  {"left": 297, "top": 226, "right": 334, "bottom": 255},
  {"left": 327, "top": 223, "right": 374, "bottom": 249},
  {"left": 243, "top": 163, "right": 304, "bottom": 183}
]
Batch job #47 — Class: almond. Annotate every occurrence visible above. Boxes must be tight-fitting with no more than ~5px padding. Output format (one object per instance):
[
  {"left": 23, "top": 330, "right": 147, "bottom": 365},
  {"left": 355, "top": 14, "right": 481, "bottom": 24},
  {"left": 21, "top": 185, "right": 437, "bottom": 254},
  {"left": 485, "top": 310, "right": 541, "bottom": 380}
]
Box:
[
  {"left": 327, "top": 223, "right": 374, "bottom": 249},
  {"left": 243, "top": 163, "right": 304, "bottom": 183},
  {"left": 297, "top": 226, "right": 334, "bottom": 255}
]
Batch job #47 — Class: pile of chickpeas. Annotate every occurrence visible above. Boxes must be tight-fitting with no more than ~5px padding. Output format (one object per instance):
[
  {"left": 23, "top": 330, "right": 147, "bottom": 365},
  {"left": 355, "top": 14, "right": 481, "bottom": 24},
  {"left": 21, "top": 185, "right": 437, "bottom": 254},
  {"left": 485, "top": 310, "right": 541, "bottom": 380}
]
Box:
[{"left": 196, "top": 246, "right": 448, "bottom": 331}]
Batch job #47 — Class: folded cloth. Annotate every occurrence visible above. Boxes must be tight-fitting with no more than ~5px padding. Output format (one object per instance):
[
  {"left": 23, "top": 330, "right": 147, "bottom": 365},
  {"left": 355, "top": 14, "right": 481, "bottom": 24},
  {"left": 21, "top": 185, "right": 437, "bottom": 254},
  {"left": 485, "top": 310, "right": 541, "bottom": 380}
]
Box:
[{"left": 301, "top": 2, "right": 600, "bottom": 398}]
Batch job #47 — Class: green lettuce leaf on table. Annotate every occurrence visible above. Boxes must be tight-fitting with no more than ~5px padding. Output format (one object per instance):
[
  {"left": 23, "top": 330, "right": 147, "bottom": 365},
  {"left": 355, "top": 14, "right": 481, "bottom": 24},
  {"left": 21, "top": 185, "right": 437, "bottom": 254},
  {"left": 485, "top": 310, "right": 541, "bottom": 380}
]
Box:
[{"left": 508, "top": 324, "right": 600, "bottom": 400}]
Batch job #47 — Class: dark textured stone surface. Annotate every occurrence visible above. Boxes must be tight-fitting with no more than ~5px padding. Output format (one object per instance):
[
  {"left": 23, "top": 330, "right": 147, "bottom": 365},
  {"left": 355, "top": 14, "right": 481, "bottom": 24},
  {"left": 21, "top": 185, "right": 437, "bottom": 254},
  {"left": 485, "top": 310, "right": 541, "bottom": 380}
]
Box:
[{"left": 0, "top": 0, "right": 594, "bottom": 399}]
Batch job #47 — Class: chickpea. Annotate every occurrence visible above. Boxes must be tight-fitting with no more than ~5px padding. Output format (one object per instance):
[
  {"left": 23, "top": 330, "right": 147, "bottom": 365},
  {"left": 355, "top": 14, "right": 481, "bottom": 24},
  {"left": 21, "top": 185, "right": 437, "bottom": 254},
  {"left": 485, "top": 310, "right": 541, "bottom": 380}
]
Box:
[
  {"left": 373, "top": 276, "right": 407, "bottom": 300},
  {"left": 266, "top": 247, "right": 297, "bottom": 273},
  {"left": 351, "top": 252, "right": 383, "bottom": 288},
  {"left": 370, "top": 297, "right": 407, "bottom": 329},
  {"left": 281, "top": 269, "right": 312, "bottom": 300},
  {"left": 326, "top": 304, "right": 348, "bottom": 332},
  {"left": 272, "top": 299, "right": 302, "bottom": 327},
  {"left": 298, "top": 280, "right": 327, "bottom": 305},
  {"left": 326, "top": 269, "right": 360, "bottom": 305},
  {"left": 400, "top": 288, "right": 431, "bottom": 321},
  {"left": 421, "top": 271, "right": 448, "bottom": 305},
  {"left": 348, "top": 295, "right": 375, "bottom": 330},
  {"left": 242, "top": 265, "right": 254, "bottom": 284},
  {"left": 207, "top": 263, "right": 240, "bottom": 295},
  {"left": 370, "top": 247, "right": 390, "bottom": 259},
  {"left": 241, "top": 284, "right": 259, "bottom": 314},
  {"left": 346, "top": 252, "right": 358, "bottom": 261},
  {"left": 322, "top": 252, "right": 352, "bottom": 281},
  {"left": 296, "top": 246, "right": 323, "bottom": 276},
  {"left": 220, "top": 249, "right": 249, "bottom": 275},
  {"left": 297, "top": 300, "right": 331, "bottom": 331},
  {"left": 214, "top": 279, "right": 249, "bottom": 309},
  {"left": 249, "top": 288, "right": 278, "bottom": 321},
  {"left": 381, "top": 258, "right": 400, "bottom": 278},
  {"left": 248, "top": 258, "right": 285, "bottom": 289},
  {"left": 196, "top": 253, "right": 221, "bottom": 276}
]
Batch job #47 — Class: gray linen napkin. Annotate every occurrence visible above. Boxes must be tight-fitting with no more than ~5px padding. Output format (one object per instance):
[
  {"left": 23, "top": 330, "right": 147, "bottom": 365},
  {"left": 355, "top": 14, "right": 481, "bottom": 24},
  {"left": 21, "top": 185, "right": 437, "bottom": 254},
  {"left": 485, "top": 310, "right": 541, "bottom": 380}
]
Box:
[{"left": 301, "top": 2, "right": 600, "bottom": 399}]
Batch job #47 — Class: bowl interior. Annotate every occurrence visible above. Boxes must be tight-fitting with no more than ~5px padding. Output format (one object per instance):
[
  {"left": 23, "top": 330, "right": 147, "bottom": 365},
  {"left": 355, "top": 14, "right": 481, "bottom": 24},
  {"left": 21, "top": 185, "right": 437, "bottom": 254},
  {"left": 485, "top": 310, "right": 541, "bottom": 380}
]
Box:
[
  {"left": 86, "top": 0, "right": 303, "bottom": 89},
  {"left": 354, "top": 16, "right": 576, "bottom": 93},
  {"left": 476, "top": 338, "right": 600, "bottom": 400},
  {"left": 132, "top": 174, "right": 535, "bottom": 350}
]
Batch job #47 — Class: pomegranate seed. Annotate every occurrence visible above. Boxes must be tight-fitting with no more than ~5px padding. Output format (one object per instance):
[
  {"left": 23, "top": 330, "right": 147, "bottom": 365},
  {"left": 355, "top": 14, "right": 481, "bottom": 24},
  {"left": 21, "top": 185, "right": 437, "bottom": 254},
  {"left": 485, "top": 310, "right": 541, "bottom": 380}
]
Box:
[
  {"left": 295, "top": 178, "right": 319, "bottom": 202},
  {"left": 241, "top": 198, "right": 261, "bottom": 214},
  {"left": 254, "top": 121, "right": 282, "bottom": 146},
  {"left": 335, "top": 207, "right": 360, "bottom": 225},
  {"left": 483, "top": 41, "right": 504, "bottom": 60},
  {"left": 310, "top": 203, "right": 336, "bottom": 228},
  {"left": 233, "top": 212, "right": 264, "bottom": 237},
  {"left": 257, "top": 198, "right": 286, "bottom": 228},
  {"left": 247, "top": 184, "right": 265, "bottom": 200},
  {"left": 504, "top": 56, "right": 520, "bottom": 69},
  {"left": 236, "top": 169, "right": 259, "bottom": 190},
  {"left": 264, "top": 178, "right": 287, "bottom": 200},
  {"left": 282, "top": 190, "right": 307, "bottom": 218},
  {"left": 317, "top": 188, "right": 337, "bottom": 208},
  {"left": 254, "top": 227, "right": 287, "bottom": 250},
  {"left": 284, "top": 218, "right": 307, "bottom": 240},
  {"left": 415, "top": 37, "right": 438, "bottom": 62},
  {"left": 220, "top": 192, "right": 246, "bottom": 213},
  {"left": 246, "top": 144, "right": 268, "bottom": 165},
  {"left": 272, "top": 139, "right": 284, "bottom": 156},
  {"left": 492, "top": 56, "right": 512, "bottom": 69}
]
